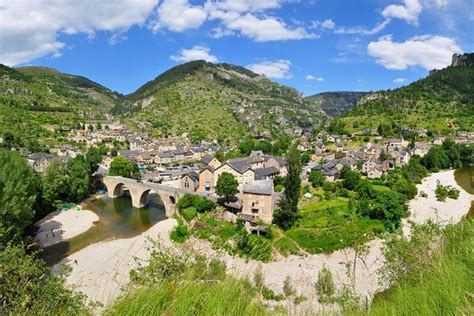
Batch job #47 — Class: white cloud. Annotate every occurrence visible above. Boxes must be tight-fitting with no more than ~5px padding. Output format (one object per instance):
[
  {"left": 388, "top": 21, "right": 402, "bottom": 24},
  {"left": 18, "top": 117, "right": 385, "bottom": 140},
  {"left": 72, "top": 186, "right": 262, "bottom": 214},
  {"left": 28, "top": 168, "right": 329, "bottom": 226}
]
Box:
[
  {"left": 206, "top": 1, "right": 316, "bottom": 41},
  {"left": 223, "top": 13, "right": 316, "bottom": 41},
  {"left": 306, "top": 75, "right": 324, "bottom": 81},
  {"left": 205, "top": 0, "right": 282, "bottom": 13},
  {"left": 335, "top": 19, "right": 390, "bottom": 35},
  {"left": 170, "top": 45, "right": 218, "bottom": 63},
  {"left": 382, "top": 0, "right": 422, "bottom": 25},
  {"left": 321, "top": 19, "right": 335, "bottom": 29},
  {"left": 247, "top": 60, "right": 292, "bottom": 79},
  {"left": 151, "top": 0, "right": 207, "bottom": 32},
  {"left": 393, "top": 78, "right": 408, "bottom": 83},
  {"left": 0, "top": 0, "right": 158, "bottom": 66},
  {"left": 368, "top": 34, "right": 462, "bottom": 70}
]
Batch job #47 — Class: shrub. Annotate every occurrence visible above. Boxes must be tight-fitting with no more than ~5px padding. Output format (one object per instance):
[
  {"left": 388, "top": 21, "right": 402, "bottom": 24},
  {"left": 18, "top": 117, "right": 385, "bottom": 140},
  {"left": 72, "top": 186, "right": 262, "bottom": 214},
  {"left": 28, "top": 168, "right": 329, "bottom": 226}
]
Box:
[
  {"left": 435, "top": 181, "right": 460, "bottom": 202},
  {"left": 283, "top": 276, "right": 296, "bottom": 297},
  {"left": 274, "top": 184, "right": 284, "bottom": 192},
  {"left": 181, "top": 207, "right": 197, "bottom": 221},
  {"left": 177, "top": 194, "right": 216, "bottom": 213},
  {"left": 170, "top": 223, "right": 190, "bottom": 243},
  {"left": 238, "top": 233, "right": 272, "bottom": 262},
  {"left": 317, "top": 266, "right": 335, "bottom": 303}
]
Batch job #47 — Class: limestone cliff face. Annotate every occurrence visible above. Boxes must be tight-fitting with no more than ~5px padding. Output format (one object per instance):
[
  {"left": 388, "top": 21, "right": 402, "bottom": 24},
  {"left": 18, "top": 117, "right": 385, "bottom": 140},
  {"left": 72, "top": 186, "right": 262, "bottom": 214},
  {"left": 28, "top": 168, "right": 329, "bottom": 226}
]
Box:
[
  {"left": 451, "top": 53, "right": 474, "bottom": 67},
  {"left": 430, "top": 53, "right": 474, "bottom": 75}
]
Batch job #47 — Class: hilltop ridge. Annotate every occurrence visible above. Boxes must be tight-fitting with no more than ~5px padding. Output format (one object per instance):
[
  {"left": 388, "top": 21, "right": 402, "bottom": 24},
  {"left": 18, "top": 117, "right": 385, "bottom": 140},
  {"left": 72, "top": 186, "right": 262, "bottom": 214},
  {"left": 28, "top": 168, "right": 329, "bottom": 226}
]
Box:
[{"left": 340, "top": 53, "right": 474, "bottom": 134}]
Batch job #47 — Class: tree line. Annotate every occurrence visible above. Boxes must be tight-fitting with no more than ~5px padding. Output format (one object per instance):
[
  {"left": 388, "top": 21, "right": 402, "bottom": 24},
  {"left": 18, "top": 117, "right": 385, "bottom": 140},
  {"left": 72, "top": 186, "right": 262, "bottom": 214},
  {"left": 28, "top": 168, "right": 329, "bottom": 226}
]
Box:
[{"left": 0, "top": 147, "right": 108, "bottom": 314}]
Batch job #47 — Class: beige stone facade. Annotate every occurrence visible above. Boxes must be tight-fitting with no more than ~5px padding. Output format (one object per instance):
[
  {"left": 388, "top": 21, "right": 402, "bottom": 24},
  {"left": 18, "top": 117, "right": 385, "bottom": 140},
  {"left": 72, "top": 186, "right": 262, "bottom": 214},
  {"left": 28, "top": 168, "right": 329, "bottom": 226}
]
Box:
[
  {"left": 198, "top": 168, "right": 215, "bottom": 193},
  {"left": 213, "top": 163, "right": 255, "bottom": 190}
]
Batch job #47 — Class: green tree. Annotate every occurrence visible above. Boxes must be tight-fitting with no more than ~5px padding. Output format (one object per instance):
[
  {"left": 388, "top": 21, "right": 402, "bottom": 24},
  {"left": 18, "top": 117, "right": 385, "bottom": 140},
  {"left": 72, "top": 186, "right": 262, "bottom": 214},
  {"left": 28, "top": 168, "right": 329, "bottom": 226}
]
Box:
[
  {"left": 85, "top": 146, "right": 107, "bottom": 174},
  {"left": 0, "top": 150, "right": 40, "bottom": 244},
  {"left": 301, "top": 152, "right": 311, "bottom": 164},
  {"left": 254, "top": 140, "right": 273, "bottom": 154},
  {"left": 215, "top": 172, "right": 239, "bottom": 202},
  {"left": 422, "top": 146, "right": 451, "bottom": 171},
  {"left": 109, "top": 156, "right": 140, "bottom": 179},
  {"left": 442, "top": 138, "right": 461, "bottom": 168},
  {"left": 66, "top": 156, "right": 91, "bottom": 202},
  {"left": 0, "top": 243, "right": 88, "bottom": 314},
  {"left": 274, "top": 146, "right": 302, "bottom": 229},
  {"left": 309, "top": 169, "right": 325, "bottom": 188},
  {"left": 238, "top": 138, "right": 255, "bottom": 156},
  {"left": 341, "top": 167, "right": 361, "bottom": 191},
  {"left": 42, "top": 160, "right": 69, "bottom": 208}
]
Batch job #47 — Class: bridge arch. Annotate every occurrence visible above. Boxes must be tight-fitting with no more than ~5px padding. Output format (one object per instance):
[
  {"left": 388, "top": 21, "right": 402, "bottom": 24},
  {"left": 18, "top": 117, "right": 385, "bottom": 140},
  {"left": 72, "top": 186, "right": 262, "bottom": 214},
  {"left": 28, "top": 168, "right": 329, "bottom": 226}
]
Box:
[{"left": 103, "top": 176, "right": 187, "bottom": 217}]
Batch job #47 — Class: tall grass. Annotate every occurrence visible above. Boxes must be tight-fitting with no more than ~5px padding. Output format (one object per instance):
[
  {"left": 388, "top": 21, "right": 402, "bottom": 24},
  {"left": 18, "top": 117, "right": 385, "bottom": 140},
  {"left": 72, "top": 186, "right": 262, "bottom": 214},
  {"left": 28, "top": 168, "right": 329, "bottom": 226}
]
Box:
[
  {"left": 106, "top": 241, "right": 270, "bottom": 316},
  {"left": 366, "top": 218, "right": 474, "bottom": 315},
  {"left": 107, "top": 275, "right": 269, "bottom": 316}
]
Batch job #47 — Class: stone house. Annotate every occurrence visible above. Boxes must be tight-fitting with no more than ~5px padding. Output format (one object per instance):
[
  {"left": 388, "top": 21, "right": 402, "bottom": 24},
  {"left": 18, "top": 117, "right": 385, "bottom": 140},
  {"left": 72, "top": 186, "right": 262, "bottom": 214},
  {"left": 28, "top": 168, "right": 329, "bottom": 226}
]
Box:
[
  {"left": 362, "top": 159, "right": 378, "bottom": 174},
  {"left": 201, "top": 154, "right": 222, "bottom": 170},
  {"left": 383, "top": 138, "right": 407, "bottom": 152},
  {"left": 265, "top": 157, "right": 287, "bottom": 177},
  {"left": 28, "top": 152, "right": 54, "bottom": 173},
  {"left": 367, "top": 167, "right": 383, "bottom": 179},
  {"left": 181, "top": 171, "right": 199, "bottom": 192},
  {"left": 390, "top": 150, "right": 411, "bottom": 167},
  {"left": 241, "top": 180, "right": 274, "bottom": 224},
  {"left": 214, "top": 160, "right": 255, "bottom": 190},
  {"left": 198, "top": 167, "right": 215, "bottom": 192},
  {"left": 413, "top": 142, "right": 432, "bottom": 157}
]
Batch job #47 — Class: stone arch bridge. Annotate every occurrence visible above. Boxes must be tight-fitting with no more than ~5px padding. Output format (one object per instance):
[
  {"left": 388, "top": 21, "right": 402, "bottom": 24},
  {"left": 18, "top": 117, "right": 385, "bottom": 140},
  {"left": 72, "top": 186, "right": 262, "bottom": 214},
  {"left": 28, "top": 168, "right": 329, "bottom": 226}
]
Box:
[{"left": 103, "top": 176, "right": 209, "bottom": 217}]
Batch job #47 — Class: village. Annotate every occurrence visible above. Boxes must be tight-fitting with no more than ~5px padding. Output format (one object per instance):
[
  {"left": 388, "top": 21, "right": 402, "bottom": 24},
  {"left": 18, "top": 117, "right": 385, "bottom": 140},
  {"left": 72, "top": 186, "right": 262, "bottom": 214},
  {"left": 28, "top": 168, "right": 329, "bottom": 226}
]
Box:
[{"left": 16, "top": 119, "right": 473, "bottom": 227}]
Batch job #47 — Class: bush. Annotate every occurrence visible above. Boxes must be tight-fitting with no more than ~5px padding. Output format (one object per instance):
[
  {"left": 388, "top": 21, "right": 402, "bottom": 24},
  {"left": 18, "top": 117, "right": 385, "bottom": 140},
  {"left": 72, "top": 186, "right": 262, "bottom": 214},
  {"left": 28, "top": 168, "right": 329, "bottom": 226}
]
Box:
[
  {"left": 181, "top": 207, "right": 198, "bottom": 222},
  {"left": 238, "top": 232, "right": 272, "bottom": 262},
  {"left": 177, "top": 194, "right": 216, "bottom": 213},
  {"left": 309, "top": 169, "right": 325, "bottom": 188},
  {"left": 0, "top": 243, "right": 88, "bottom": 314},
  {"left": 317, "top": 266, "right": 335, "bottom": 303},
  {"left": 435, "top": 181, "right": 460, "bottom": 202},
  {"left": 274, "top": 184, "right": 284, "bottom": 192},
  {"left": 283, "top": 276, "right": 296, "bottom": 297},
  {"left": 170, "top": 222, "right": 190, "bottom": 243}
]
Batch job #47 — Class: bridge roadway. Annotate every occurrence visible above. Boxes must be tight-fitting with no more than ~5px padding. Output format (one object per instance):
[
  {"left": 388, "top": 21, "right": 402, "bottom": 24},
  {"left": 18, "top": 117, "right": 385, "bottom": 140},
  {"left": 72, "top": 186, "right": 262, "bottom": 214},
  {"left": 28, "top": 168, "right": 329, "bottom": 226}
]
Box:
[{"left": 103, "top": 176, "right": 210, "bottom": 217}]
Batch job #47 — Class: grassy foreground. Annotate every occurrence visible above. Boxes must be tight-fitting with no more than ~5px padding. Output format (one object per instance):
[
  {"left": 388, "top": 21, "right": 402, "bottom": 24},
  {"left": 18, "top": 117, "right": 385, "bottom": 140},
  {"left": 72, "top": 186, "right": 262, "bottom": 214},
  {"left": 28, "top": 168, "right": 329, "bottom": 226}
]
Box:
[
  {"left": 108, "top": 276, "right": 269, "bottom": 316},
  {"left": 366, "top": 217, "right": 474, "bottom": 315},
  {"left": 106, "top": 242, "right": 270, "bottom": 316}
]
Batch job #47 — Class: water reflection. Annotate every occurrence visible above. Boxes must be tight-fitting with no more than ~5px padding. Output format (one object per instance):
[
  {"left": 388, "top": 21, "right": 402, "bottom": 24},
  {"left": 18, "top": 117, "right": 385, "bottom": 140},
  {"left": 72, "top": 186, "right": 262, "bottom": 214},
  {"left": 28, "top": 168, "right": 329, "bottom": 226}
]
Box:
[
  {"left": 40, "top": 193, "right": 166, "bottom": 266},
  {"left": 454, "top": 166, "right": 474, "bottom": 218}
]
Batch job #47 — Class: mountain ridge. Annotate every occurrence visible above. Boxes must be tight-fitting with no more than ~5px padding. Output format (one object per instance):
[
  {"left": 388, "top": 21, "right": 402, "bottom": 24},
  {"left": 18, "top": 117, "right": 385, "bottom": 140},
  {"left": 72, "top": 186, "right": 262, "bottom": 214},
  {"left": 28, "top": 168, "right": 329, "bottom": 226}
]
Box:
[
  {"left": 305, "top": 91, "right": 367, "bottom": 116},
  {"left": 341, "top": 53, "right": 474, "bottom": 134}
]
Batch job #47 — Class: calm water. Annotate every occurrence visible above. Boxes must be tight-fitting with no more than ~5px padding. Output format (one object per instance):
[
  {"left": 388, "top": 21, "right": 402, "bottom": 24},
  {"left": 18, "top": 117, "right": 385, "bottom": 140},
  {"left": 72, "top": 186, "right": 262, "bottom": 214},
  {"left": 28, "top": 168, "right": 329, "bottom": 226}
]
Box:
[
  {"left": 454, "top": 166, "right": 474, "bottom": 218},
  {"left": 40, "top": 193, "right": 166, "bottom": 265}
]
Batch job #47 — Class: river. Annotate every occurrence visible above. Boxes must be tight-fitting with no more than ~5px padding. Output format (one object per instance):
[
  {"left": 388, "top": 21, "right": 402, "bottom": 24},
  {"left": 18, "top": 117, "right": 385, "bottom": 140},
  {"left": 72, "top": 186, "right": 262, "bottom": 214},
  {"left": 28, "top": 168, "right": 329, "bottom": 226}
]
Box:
[
  {"left": 40, "top": 193, "right": 167, "bottom": 265},
  {"left": 454, "top": 165, "right": 474, "bottom": 217},
  {"left": 40, "top": 167, "right": 473, "bottom": 266}
]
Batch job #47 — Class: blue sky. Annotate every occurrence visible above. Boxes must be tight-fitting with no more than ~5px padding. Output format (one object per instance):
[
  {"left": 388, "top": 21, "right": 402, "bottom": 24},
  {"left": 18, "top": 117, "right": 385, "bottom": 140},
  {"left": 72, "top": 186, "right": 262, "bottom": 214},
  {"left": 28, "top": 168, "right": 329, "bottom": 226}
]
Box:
[{"left": 1, "top": 0, "right": 472, "bottom": 96}]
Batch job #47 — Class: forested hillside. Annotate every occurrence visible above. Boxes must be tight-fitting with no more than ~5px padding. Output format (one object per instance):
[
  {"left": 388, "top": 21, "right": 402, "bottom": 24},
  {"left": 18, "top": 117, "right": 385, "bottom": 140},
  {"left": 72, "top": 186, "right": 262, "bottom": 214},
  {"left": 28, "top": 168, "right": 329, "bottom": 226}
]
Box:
[
  {"left": 0, "top": 65, "right": 121, "bottom": 149},
  {"left": 341, "top": 53, "right": 474, "bottom": 134},
  {"left": 115, "top": 61, "right": 326, "bottom": 143}
]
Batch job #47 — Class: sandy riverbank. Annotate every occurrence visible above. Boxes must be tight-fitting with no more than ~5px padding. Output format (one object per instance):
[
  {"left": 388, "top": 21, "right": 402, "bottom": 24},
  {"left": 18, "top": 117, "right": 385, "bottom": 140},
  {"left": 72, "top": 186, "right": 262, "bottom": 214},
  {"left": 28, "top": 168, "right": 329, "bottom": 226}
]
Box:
[
  {"left": 53, "top": 218, "right": 177, "bottom": 307},
  {"left": 35, "top": 208, "right": 99, "bottom": 248},
  {"left": 402, "top": 169, "right": 472, "bottom": 235}
]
